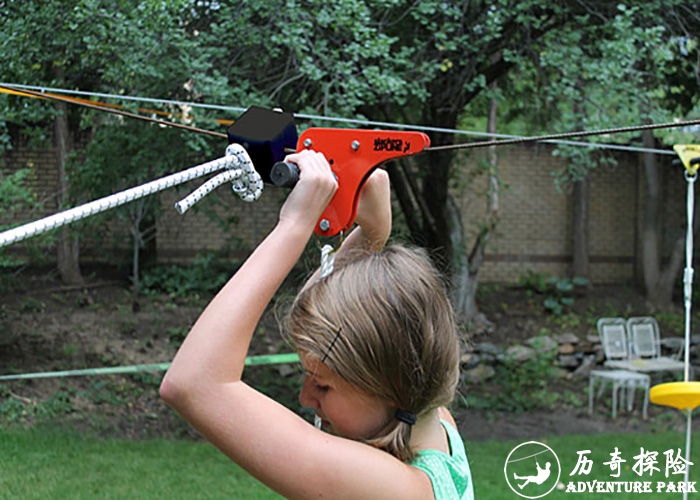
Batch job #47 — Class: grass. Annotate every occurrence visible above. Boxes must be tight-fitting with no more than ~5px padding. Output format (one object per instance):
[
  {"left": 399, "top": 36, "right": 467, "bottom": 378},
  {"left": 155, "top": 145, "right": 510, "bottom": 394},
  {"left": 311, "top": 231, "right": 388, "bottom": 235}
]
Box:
[
  {"left": 0, "top": 426, "right": 281, "bottom": 500},
  {"left": 2, "top": 425, "right": 700, "bottom": 499}
]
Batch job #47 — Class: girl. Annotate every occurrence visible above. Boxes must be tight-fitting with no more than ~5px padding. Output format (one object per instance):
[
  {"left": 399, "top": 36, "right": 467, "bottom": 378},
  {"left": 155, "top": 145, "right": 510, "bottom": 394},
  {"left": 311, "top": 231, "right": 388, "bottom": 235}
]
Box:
[{"left": 160, "top": 150, "right": 474, "bottom": 499}]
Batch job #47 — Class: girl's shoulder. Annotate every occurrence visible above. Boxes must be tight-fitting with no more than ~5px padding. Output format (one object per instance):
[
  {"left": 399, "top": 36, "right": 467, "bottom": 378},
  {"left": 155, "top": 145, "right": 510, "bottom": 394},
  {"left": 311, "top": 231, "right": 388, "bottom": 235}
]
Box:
[{"left": 411, "top": 416, "right": 475, "bottom": 500}]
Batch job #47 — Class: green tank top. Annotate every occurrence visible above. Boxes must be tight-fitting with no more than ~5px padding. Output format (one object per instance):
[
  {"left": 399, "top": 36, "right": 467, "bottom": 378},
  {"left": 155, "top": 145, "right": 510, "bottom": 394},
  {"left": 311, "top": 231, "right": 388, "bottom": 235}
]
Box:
[{"left": 411, "top": 420, "right": 475, "bottom": 500}]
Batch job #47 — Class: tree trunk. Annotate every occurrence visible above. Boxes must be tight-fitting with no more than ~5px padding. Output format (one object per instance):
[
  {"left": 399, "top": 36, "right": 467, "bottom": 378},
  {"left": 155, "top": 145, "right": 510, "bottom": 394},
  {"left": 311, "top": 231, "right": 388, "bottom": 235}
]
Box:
[
  {"left": 54, "top": 98, "right": 84, "bottom": 286},
  {"left": 421, "top": 144, "right": 454, "bottom": 273},
  {"left": 572, "top": 176, "right": 589, "bottom": 278},
  {"left": 385, "top": 158, "right": 425, "bottom": 240},
  {"left": 640, "top": 130, "right": 661, "bottom": 300},
  {"left": 449, "top": 87, "right": 501, "bottom": 322},
  {"left": 130, "top": 198, "right": 146, "bottom": 311},
  {"left": 448, "top": 194, "right": 471, "bottom": 320},
  {"left": 640, "top": 129, "right": 685, "bottom": 310}
]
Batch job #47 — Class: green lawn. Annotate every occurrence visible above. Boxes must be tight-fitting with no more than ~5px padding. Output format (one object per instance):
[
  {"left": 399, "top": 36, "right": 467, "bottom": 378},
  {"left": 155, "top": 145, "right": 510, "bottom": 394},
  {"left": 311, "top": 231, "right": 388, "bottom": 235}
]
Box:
[
  {"left": 0, "top": 427, "right": 281, "bottom": 500},
  {"left": 2, "top": 426, "right": 699, "bottom": 499}
]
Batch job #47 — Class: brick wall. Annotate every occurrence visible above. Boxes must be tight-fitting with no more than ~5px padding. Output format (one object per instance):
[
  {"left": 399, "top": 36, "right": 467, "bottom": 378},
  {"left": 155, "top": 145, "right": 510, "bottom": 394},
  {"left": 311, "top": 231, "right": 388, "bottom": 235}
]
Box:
[
  {"left": 2, "top": 145, "right": 60, "bottom": 218},
  {"left": 453, "top": 143, "right": 683, "bottom": 284},
  {"left": 1, "top": 140, "right": 687, "bottom": 285},
  {"left": 156, "top": 183, "right": 284, "bottom": 263}
]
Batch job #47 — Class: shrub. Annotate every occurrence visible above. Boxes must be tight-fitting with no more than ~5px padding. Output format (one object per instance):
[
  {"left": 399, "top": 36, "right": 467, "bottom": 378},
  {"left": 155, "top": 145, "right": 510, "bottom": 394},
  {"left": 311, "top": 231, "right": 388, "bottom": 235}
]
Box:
[{"left": 140, "top": 253, "right": 233, "bottom": 299}]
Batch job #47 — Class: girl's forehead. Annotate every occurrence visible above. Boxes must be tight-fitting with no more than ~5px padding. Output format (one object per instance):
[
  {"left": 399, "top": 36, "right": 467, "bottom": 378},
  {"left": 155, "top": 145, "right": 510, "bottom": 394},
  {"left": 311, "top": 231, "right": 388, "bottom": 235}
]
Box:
[{"left": 299, "top": 352, "right": 333, "bottom": 379}]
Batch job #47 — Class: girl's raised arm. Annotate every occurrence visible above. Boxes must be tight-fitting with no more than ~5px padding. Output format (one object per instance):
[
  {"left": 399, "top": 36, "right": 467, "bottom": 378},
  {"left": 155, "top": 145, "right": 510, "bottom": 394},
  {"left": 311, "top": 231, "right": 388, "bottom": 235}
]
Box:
[
  {"left": 160, "top": 150, "right": 336, "bottom": 390},
  {"left": 159, "top": 154, "right": 433, "bottom": 500}
]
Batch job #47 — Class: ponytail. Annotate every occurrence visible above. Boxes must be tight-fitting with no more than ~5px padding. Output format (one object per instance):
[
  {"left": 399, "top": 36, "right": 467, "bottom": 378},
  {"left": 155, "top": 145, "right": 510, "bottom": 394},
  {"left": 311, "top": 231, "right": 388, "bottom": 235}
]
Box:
[{"left": 364, "top": 418, "right": 415, "bottom": 463}]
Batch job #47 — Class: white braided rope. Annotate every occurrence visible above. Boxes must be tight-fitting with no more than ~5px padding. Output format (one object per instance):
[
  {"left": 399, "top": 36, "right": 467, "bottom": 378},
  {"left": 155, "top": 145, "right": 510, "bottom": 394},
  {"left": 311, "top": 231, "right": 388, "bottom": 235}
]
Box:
[
  {"left": 314, "top": 243, "right": 337, "bottom": 431},
  {"left": 174, "top": 143, "right": 263, "bottom": 213},
  {"left": 174, "top": 170, "right": 241, "bottom": 214},
  {"left": 0, "top": 149, "right": 254, "bottom": 249},
  {"left": 320, "top": 244, "right": 336, "bottom": 278},
  {"left": 228, "top": 143, "right": 264, "bottom": 203}
]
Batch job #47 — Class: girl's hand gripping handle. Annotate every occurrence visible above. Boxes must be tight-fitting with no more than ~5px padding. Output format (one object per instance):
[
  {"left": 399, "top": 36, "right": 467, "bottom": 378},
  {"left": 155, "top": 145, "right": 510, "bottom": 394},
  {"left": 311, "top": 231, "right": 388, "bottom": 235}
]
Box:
[{"left": 278, "top": 150, "right": 338, "bottom": 233}]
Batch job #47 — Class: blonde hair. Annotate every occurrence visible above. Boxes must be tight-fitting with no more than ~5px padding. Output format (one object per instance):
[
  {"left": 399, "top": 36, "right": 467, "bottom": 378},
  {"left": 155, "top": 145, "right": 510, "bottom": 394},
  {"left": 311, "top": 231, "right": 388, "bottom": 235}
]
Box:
[{"left": 287, "top": 245, "right": 460, "bottom": 462}]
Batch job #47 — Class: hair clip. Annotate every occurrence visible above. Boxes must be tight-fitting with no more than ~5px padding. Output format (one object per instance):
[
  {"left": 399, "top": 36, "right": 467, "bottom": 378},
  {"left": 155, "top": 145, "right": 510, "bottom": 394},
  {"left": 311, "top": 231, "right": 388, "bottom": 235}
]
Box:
[{"left": 321, "top": 326, "right": 342, "bottom": 363}]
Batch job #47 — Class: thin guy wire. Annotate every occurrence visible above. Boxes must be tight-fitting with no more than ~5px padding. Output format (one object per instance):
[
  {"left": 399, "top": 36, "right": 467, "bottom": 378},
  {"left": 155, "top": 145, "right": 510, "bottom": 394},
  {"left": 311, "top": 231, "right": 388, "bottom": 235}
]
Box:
[
  {"left": 426, "top": 119, "right": 700, "bottom": 152},
  {"left": 0, "top": 84, "right": 227, "bottom": 139},
  {"left": 0, "top": 82, "right": 247, "bottom": 113},
  {"left": 1, "top": 83, "right": 688, "bottom": 156},
  {"left": 293, "top": 115, "right": 678, "bottom": 156}
]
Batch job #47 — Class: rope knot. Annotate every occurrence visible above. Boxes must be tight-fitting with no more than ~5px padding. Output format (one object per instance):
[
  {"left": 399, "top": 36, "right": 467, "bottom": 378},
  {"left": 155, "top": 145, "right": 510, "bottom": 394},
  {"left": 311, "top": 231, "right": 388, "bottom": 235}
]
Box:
[{"left": 174, "top": 144, "right": 263, "bottom": 214}]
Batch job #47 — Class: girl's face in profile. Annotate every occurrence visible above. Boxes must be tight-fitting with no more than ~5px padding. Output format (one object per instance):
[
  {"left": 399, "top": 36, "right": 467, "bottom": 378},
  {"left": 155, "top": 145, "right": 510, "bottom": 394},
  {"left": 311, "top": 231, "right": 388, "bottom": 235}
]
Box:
[{"left": 298, "top": 352, "right": 393, "bottom": 440}]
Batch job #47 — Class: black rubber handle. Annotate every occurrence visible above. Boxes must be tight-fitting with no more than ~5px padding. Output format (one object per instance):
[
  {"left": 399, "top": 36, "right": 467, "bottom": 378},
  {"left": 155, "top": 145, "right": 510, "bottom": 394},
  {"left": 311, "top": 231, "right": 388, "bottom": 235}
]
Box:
[{"left": 270, "top": 161, "right": 300, "bottom": 187}]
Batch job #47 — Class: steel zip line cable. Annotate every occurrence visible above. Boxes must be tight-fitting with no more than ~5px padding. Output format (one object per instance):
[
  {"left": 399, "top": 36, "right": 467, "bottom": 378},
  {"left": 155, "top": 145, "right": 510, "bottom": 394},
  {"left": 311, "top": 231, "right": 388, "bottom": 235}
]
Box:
[
  {"left": 426, "top": 119, "right": 700, "bottom": 152},
  {"left": 1, "top": 83, "right": 696, "bottom": 156}
]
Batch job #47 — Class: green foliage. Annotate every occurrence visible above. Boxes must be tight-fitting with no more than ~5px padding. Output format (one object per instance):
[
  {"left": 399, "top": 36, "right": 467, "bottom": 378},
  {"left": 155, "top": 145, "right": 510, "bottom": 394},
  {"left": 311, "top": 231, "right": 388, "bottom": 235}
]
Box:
[
  {"left": 166, "top": 326, "right": 189, "bottom": 346},
  {"left": 0, "top": 0, "right": 199, "bottom": 105},
  {"left": 553, "top": 312, "right": 582, "bottom": 330},
  {"left": 559, "top": 388, "right": 586, "bottom": 409},
  {"left": 83, "top": 380, "right": 134, "bottom": 406},
  {"left": 517, "top": 270, "right": 550, "bottom": 294},
  {"left": 0, "top": 0, "right": 697, "bottom": 321},
  {"left": 140, "top": 253, "right": 232, "bottom": 299},
  {"left": 188, "top": 0, "right": 432, "bottom": 116},
  {"left": 0, "top": 388, "right": 75, "bottom": 424},
  {"left": 517, "top": 271, "right": 589, "bottom": 315},
  {"left": 497, "top": 1, "right": 699, "bottom": 187},
  {"left": 0, "top": 168, "right": 37, "bottom": 216},
  {"left": 654, "top": 311, "right": 684, "bottom": 337},
  {"left": 491, "top": 340, "right": 560, "bottom": 413},
  {"left": 0, "top": 168, "right": 43, "bottom": 266},
  {"left": 68, "top": 120, "right": 222, "bottom": 293},
  {"left": 0, "top": 0, "right": 218, "bottom": 285},
  {"left": 18, "top": 296, "right": 45, "bottom": 314}
]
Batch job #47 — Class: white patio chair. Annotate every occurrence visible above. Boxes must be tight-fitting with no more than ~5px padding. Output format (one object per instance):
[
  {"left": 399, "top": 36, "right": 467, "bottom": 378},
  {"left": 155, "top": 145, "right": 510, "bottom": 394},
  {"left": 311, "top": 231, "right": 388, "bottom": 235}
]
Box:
[
  {"left": 589, "top": 369, "right": 650, "bottom": 419},
  {"left": 591, "top": 317, "right": 650, "bottom": 418},
  {"left": 628, "top": 316, "right": 661, "bottom": 358},
  {"left": 626, "top": 316, "right": 687, "bottom": 377},
  {"left": 597, "top": 317, "right": 635, "bottom": 370}
]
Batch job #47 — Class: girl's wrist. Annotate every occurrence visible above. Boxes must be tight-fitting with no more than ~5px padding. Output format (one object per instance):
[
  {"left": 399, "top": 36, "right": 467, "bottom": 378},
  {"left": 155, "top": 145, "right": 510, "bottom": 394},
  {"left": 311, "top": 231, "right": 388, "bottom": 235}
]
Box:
[
  {"left": 339, "top": 225, "right": 388, "bottom": 255},
  {"left": 359, "top": 220, "right": 391, "bottom": 250},
  {"left": 275, "top": 216, "right": 316, "bottom": 246}
]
